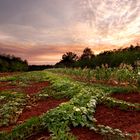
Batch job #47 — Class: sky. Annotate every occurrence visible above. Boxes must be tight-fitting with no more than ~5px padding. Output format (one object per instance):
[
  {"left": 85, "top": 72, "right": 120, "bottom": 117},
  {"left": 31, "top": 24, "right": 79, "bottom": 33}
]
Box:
[{"left": 0, "top": 0, "right": 140, "bottom": 64}]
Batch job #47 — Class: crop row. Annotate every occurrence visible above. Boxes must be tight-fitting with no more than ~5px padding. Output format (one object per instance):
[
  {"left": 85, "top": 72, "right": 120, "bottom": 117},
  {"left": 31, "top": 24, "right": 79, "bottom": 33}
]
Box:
[
  {"left": 48, "top": 67, "right": 140, "bottom": 87},
  {"left": 0, "top": 71, "right": 135, "bottom": 140},
  {"left": 0, "top": 91, "right": 27, "bottom": 127}
]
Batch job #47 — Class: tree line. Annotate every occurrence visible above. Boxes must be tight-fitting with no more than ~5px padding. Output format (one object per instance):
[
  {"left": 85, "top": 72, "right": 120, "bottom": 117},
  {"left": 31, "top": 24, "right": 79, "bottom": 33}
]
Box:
[
  {"left": 28, "top": 65, "right": 53, "bottom": 71},
  {"left": 0, "top": 54, "right": 28, "bottom": 72},
  {"left": 0, "top": 44, "right": 139, "bottom": 72},
  {"left": 55, "top": 44, "right": 140, "bottom": 68}
]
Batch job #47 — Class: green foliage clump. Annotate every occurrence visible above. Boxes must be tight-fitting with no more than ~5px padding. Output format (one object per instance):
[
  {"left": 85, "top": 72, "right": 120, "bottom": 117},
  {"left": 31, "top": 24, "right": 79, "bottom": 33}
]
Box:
[
  {"left": 48, "top": 67, "right": 139, "bottom": 87},
  {"left": 55, "top": 45, "right": 140, "bottom": 69},
  {"left": 0, "top": 54, "right": 28, "bottom": 72}
]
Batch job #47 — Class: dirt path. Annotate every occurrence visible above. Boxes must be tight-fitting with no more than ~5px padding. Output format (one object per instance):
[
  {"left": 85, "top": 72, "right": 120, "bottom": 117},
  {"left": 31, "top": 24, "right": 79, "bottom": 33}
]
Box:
[
  {"left": 22, "top": 81, "right": 49, "bottom": 95},
  {"left": 27, "top": 129, "right": 50, "bottom": 140},
  {"left": 111, "top": 92, "right": 140, "bottom": 103},
  {"left": 0, "top": 81, "right": 50, "bottom": 94},
  {"left": 18, "top": 97, "right": 69, "bottom": 122},
  {"left": 0, "top": 98, "right": 69, "bottom": 132},
  {"left": 0, "top": 72, "right": 20, "bottom": 77},
  {"left": 95, "top": 104, "right": 140, "bottom": 133},
  {"left": 71, "top": 127, "right": 103, "bottom": 140}
]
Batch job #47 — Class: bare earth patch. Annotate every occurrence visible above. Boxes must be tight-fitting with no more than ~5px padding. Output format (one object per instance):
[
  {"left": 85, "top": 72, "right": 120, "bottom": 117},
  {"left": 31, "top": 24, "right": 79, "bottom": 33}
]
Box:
[
  {"left": 18, "top": 97, "right": 69, "bottom": 122},
  {"left": 111, "top": 92, "right": 140, "bottom": 104},
  {"left": 0, "top": 98, "right": 69, "bottom": 132},
  {"left": 71, "top": 127, "right": 103, "bottom": 140},
  {"left": 0, "top": 84, "right": 19, "bottom": 91},
  {"left": 0, "top": 72, "right": 20, "bottom": 77},
  {"left": 0, "top": 81, "right": 49, "bottom": 94},
  {"left": 95, "top": 104, "right": 140, "bottom": 133},
  {"left": 22, "top": 81, "right": 50, "bottom": 95}
]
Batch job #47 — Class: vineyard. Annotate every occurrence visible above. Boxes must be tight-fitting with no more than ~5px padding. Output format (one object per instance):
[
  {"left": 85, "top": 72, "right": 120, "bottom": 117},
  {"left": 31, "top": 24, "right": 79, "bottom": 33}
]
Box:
[{"left": 0, "top": 68, "right": 140, "bottom": 140}]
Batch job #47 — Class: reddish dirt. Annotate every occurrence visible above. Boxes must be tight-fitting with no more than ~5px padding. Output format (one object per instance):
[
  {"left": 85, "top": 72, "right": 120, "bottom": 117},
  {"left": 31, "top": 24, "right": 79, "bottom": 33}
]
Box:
[
  {"left": 111, "top": 92, "right": 140, "bottom": 103},
  {"left": 18, "top": 97, "right": 69, "bottom": 121},
  {"left": 0, "top": 125, "right": 13, "bottom": 132},
  {"left": 71, "top": 127, "right": 103, "bottom": 140},
  {"left": 22, "top": 81, "right": 50, "bottom": 95},
  {"left": 0, "top": 72, "right": 19, "bottom": 77},
  {"left": 0, "top": 81, "right": 49, "bottom": 94},
  {"left": 0, "top": 84, "right": 19, "bottom": 91},
  {"left": 0, "top": 98, "right": 69, "bottom": 132},
  {"left": 0, "top": 81, "right": 21, "bottom": 91},
  {"left": 0, "top": 81, "right": 10, "bottom": 86},
  {"left": 71, "top": 75, "right": 131, "bottom": 88},
  {"left": 131, "top": 134, "right": 140, "bottom": 140},
  {"left": 95, "top": 104, "right": 140, "bottom": 133}
]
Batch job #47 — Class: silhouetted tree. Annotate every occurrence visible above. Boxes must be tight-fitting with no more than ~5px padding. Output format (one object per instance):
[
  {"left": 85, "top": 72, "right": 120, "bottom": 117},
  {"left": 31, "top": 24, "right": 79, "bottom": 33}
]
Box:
[
  {"left": 78, "top": 48, "right": 95, "bottom": 68},
  {"left": 80, "top": 47, "right": 94, "bottom": 60},
  {"left": 55, "top": 52, "right": 78, "bottom": 67},
  {"left": 29, "top": 65, "right": 53, "bottom": 71},
  {"left": 55, "top": 44, "right": 140, "bottom": 69},
  {"left": 0, "top": 54, "right": 28, "bottom": 72},
  {"left": 62, "top": 52, "right": 78, "bottom": 62},
  {"left": 93, "top": 44, "right": 140, "bottom": 68}
]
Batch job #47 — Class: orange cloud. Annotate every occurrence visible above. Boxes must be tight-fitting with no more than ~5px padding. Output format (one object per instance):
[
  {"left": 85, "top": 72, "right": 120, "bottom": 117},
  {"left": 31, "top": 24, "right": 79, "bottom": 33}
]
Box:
[{"left": 1, "top": 41, "right": 139, "bottom": 65}]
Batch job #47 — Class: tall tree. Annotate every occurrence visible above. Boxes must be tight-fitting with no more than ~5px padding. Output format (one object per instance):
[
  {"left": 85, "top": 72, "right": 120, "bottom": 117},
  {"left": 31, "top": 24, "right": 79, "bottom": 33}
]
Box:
[
  {"left": 78, "top": 47, "right": 95, "bottom": 68},
  {"left": 80, "top": 47, "right": 94, "bottom": 60},
  {"left": 55, "top": 52, "right": 78, "bottom": 67},
  {"left": 62, "top": 52, "right": 78, "bottom": 63}
]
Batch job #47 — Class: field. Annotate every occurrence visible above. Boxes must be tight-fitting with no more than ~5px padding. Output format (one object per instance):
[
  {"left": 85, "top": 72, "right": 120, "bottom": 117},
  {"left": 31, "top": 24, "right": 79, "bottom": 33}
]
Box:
[{"left": 0, "top": 68, "right": 140, "bottom": 140}]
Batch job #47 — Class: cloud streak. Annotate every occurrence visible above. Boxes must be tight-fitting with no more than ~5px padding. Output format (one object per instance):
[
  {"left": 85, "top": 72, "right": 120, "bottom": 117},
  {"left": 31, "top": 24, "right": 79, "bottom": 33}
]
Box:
[
  {"left": 75, "top": 0, "right": 140, "bottom": 45},
  {"left": 0, "top": 0, "right": 139, "bottom": 64},
  {"left": 0, "top": 42, "right": 127, "bottom": 64}
]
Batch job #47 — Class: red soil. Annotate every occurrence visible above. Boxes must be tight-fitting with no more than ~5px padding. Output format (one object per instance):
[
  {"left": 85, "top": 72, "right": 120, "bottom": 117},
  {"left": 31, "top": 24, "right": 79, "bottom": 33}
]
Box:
[
  {"left": 0, "top": 81, "right": 49, "bottom": 94},
  {"left": 0, "top": 98, "right": 69, "bottom": 132},
  {"left": 23, "top": 81, "right": 50, "bottom": 95},
  {"left": 71, "top": 127, "right": 103, "bottom": 140},
  {"left": 0, "top": 81, "right": 21, "bottom": 91},
  {"left": 0, "top": 72, "right": 19, "bottom": 77},
  {"left": 18, "top": 97, "right": 69, "bottom": 121},
  {"left": 111, "top": 92, "right": 140, "bottom": 103},
  {"left": 0, "top": 84, "right": 19, "bottom": 91},
  {"left": 95, "top": 104, "right": 140, "bottom": 133},
  {"left": 0, "top": 81, "right": 10, "bottom": 86}
]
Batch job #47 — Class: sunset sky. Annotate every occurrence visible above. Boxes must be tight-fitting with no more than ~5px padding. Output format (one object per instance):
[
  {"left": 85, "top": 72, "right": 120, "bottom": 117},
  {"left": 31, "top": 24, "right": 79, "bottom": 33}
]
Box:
[{"left": 0, "top": 0, "right": 140, "bottom": 64}]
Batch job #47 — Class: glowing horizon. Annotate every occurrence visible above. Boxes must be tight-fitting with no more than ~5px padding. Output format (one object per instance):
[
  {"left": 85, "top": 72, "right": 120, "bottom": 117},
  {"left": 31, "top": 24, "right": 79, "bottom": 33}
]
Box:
[{"left": 0, "top": 0, "right": 139, "bottom": 64}]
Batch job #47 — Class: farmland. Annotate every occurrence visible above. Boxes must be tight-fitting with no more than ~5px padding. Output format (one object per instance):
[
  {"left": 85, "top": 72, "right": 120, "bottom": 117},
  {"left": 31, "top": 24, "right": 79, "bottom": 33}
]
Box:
[{"left": 0, "top": 68, "right": 140, "bottom": 140}]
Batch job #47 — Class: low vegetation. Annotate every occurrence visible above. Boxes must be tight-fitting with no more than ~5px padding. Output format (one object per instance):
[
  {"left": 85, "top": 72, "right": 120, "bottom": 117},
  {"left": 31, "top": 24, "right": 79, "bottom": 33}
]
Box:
[
  {"left": 0, "top": 70, "right": 139, "bottom": 140},
  {"left": 48, "top": 66, "right": 140, "bottom": 87},
  {"left": 0, "top": 44, "right": 140, "bottom": 140}
]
